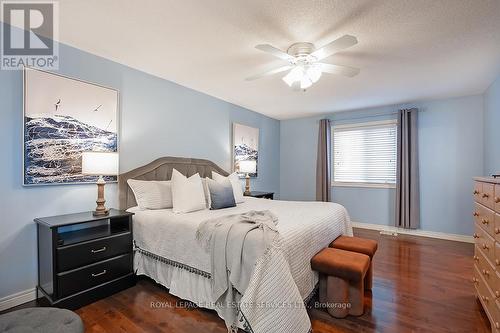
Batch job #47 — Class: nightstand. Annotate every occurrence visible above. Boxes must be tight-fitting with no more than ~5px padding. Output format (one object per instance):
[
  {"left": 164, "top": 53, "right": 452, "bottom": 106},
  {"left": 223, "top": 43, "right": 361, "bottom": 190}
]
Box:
[
  {"left": 244, "top": 191, "right": 274, "bottom": 200},
  {"left": 35, "top": 209, "right": 136, "bottom": 310}
]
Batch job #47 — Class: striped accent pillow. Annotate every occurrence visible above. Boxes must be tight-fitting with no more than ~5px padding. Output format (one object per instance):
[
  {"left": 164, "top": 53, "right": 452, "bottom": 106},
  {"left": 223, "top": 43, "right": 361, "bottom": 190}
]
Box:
[{"left": 127, "top": 179, "right": 173, "bottom": 210}]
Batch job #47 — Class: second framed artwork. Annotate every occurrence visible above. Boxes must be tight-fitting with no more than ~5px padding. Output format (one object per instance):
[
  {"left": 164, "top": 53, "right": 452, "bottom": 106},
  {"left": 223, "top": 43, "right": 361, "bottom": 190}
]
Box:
[{"left": 232, "top": 123, "right": 259, "bottom": 178}]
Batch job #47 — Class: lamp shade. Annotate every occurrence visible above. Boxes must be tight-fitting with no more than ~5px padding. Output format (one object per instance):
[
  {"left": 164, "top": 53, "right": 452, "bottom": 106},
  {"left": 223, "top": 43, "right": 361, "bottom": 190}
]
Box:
[
  {"left": 239, "top": 160, "right": 256, "bottom": 173},
  {"left": 81, "top": 152, "right": 119, "bottom": 176}
]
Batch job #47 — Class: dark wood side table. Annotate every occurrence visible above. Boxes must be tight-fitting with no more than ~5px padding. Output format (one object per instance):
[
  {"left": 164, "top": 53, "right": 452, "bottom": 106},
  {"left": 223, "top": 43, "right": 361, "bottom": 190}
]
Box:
[
  {"left": 244, "top": 191, "right": 274, "bottom": 200},
  {"left": 35, "top": 209, "right": 135, "bottom": 310}
]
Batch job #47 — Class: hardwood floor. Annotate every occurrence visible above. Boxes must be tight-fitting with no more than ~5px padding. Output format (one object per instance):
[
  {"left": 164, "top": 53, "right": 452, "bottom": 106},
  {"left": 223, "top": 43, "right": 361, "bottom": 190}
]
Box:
[{"left": 2, "top": 229, "right": 490, "bottom": 332}]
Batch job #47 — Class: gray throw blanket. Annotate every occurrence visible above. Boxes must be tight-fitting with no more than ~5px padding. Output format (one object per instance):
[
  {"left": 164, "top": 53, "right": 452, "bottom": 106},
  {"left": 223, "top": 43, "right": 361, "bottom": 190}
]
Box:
[{"left": 196, "top": 210, "right": 279, "bottom": 332}]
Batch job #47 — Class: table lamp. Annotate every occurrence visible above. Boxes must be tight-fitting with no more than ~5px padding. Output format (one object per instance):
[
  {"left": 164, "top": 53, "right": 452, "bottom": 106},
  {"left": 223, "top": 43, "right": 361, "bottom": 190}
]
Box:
[
  {"left": 81, "top": 152, "right": 119, "bottom": 216},
  {"left": 239, "top": 160, "right": 257, "bottom": 196}
]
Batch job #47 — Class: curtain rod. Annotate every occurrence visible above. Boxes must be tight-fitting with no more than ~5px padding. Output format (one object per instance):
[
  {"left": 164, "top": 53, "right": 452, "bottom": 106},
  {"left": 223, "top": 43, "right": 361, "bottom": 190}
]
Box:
[{"left": 330, "top": 108, "right": 422, "bottom": 123}]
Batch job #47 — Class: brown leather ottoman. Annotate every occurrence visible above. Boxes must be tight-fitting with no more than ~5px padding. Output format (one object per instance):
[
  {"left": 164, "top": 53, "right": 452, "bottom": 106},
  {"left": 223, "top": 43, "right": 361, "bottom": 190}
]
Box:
[
  {"left": 311, "top": 248, "right": 370, "bottom": 318},
  {"left": 330, "top": 235, "right": 378, "bottom": 290}
]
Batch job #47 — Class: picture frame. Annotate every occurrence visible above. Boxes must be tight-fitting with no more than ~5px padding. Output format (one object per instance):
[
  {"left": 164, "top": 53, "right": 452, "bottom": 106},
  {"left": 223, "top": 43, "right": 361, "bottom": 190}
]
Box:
[
  {"left": 23, "top": 67, "right": 119, "bottom": 185},
  {"left": 232, "top": 122, "right": 259, "bottom": 178}
]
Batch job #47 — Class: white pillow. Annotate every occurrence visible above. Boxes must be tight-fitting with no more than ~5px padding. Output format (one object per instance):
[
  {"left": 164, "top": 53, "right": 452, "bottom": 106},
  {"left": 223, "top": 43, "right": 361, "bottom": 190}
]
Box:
[
  {"left": 171, "top": 169, "right": 206, "bottom": 213},
  {"left": 127, "top": 179, "right": 172, "bottom": 210},
  {"left": 212, "top": 171, "right": 244, "bottom": 203},
  {"left": 202, "top": 178, "right": 211, "bottom": 209}
]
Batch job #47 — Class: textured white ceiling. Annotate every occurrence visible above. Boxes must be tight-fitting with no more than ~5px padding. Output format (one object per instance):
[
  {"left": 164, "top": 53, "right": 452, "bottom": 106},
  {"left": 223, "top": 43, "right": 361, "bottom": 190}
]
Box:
[{"left": 54, "top": 0, "right": 500, "bottom": 119}]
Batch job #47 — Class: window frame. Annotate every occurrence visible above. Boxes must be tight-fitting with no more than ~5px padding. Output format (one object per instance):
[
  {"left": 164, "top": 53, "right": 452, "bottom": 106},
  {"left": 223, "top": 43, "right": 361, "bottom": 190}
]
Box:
[{"left": 331, "top": 119, "right": 398, "bottom": 189}]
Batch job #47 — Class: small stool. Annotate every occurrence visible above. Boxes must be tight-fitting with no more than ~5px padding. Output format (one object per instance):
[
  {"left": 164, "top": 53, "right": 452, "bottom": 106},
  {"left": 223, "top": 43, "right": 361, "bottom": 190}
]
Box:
[
  {"left": 311, "top": 248, "right": 370, "bottom": 318},
  {"left": 330, "top": 236, "right": 378, "bottom": 290},
  {"left": 0, "top": 307, "right": 84, "bottom": 333}
]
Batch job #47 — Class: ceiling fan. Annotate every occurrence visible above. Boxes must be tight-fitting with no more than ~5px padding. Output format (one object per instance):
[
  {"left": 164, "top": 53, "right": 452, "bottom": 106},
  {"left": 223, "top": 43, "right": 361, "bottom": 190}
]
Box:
[{"left": 246, "top": 35, "right": 360, "bottom": 90}]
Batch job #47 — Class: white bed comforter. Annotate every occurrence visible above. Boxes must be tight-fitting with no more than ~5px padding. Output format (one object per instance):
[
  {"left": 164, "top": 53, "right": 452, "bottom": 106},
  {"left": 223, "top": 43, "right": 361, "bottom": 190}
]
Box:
[{"left": 131, "top": 197, "right": 352, "bottom": 332}]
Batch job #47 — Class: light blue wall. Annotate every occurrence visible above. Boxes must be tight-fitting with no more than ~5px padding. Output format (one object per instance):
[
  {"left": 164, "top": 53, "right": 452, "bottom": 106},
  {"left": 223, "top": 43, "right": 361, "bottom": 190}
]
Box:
[
  {"left": 484, "top": 75, "right": 500, "bottom": 175},
  {"left": 280, "top": 95, "right": 484, "bottom": 235},
  {"left": 0, "top": 41, "right": 280, "bottom": 299}
]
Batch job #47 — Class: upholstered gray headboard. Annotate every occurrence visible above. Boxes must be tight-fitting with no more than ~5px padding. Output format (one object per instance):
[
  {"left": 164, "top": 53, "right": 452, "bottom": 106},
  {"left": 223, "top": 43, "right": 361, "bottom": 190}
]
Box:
[{"left": 118, "top": 156, "right": 229, "bottom": 209}]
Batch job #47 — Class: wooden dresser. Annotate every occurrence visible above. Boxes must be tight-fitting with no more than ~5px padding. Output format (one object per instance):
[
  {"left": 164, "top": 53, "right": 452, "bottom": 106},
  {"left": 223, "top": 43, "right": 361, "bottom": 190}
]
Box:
[{"left": 473, "top": 177, "right": 500, "bottom": 331}]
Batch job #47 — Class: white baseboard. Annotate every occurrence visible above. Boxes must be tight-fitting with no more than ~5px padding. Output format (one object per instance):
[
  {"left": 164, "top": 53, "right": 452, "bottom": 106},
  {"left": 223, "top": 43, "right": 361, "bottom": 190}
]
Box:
[
  {"left": 0, "top": 288, "right": 36, "bottom": 312},
  {"left": 352, "top": 222, "right": 473, "bottom": 243}
]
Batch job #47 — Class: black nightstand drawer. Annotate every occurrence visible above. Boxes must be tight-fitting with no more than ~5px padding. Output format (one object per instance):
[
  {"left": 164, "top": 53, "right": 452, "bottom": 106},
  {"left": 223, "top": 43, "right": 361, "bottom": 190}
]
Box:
[
  {"left": 57, "top": 232, "right": 132, "bottom": 272},
  {"left": 57, "top": 253, "right": 132, "bottom": 298}
]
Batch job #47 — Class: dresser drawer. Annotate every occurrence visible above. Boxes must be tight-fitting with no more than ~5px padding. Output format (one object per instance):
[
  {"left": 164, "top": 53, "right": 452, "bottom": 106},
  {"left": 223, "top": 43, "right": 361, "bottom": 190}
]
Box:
[
  {"left": 57, "top": 232, "right": 132, "bottom": 272},
  {"left": 482, "top": 183, "right": 496, "bottom": 210},
  {"left": 474, "top": 181, "right": 483, "bottom": 202},
  {"left": 475, "top": 265, "right": 497, "bottom": 320},
  {"left": 57, "top": 253, "right": 132, "bottom": 298},
  {"left": 496, "top": 185, "right": 500, "bottom": 213},
  {"left": 475, "top": 245, "right": 496, "bottom": 284},
  {"left": 477, "top": 203, "right": 495, "bottom": 237},
  {"left": 490, "top": 270, "right": 500, "bottom": 303},
  {"left": 475, "top": 223, "right": 496, "bottom": 263}
]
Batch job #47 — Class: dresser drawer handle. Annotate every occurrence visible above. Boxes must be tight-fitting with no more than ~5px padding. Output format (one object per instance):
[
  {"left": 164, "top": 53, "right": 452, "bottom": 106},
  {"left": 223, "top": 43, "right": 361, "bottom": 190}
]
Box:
[
  {"left": 474, "top": 190, "right": 480, "bottom": 195},
  {"left": 482, "top": 243, "right": 489, "bottom": 250},
  {"left": 495, "top": 197, "right": 500, "bottom": 204},
  {"left": 482, "top": 193, "right": 490, "bottom": 199},
  {"left": 91, "top": 270, "right": 107, "bottom": 277},
  {"left": 472, "top": 277, "right": 479, "bottom": 283},
  {"left": 482, "top": 295, "right": 490, "bottom": 302},
  {"left": 496, "top": 259, "right": 500, "bottom": 266},
  {"left": 473, "top": 255, "right": 479, "bottom": 261},
  {"left": 473, "top": 233, "right": 479, "bottom": 239},
  {"left": 495, "top": 228, "right": 500, "bottom": 234},
  {"left": 482, "top": 269, "right": 490, "bottom": 276},
  {"left": 481, "top": 219, "right": 489, "bottom": 225},
  {"left": 473, "top": 212, "right": 480, "bottom": 217},
  {"left": 495, "top": 291, "right": 500, "bottom": 299},
  {"left": 496, "top": 322, "right": 500, "bottom": 329},
  {"left": 91, "top": 246, "right": 107, "bottom": 254}
]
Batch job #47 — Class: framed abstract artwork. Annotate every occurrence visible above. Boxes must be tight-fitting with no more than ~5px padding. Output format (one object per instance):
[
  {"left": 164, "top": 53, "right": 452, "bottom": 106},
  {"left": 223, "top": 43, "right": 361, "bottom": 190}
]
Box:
[
  {"left": 232, "top": 123, "right": 259, "bottom": 178},
  {"left": 23, "top": 67, "right": 119, "bottom": 185}
]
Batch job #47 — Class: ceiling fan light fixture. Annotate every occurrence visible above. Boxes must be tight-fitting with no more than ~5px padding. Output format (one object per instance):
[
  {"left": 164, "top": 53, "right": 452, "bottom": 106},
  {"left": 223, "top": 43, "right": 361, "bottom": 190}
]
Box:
[
  {"left": 282, "top": 66, "right": 304, "bottom": 86},
  {"left": 248, "top": 35, "right": 360, "bottom": 88},
  {"left": 306, "top": 65, "right": 322, "bottom": 83},
  {"left": 300, "top": 75, "right": 313, "bottom": 89}
]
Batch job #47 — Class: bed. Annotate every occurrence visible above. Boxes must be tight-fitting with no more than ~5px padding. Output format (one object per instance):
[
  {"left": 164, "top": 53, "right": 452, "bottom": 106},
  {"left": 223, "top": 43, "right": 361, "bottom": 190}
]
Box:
[{"left": 119, "top": 157, "right": 353, "bottom": 333}]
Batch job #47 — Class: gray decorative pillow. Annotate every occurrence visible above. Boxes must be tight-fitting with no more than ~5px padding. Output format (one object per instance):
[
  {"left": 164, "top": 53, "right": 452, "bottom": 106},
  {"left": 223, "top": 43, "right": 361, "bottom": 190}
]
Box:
[{"left": 206, "top": 178, "right": 236, "bottom": 210}]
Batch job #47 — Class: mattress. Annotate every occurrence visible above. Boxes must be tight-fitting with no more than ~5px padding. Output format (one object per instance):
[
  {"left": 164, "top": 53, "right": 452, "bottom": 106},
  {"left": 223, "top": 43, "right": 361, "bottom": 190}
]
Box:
[{"left": 130, "top": 197, "right": 352, "bottom": 301}]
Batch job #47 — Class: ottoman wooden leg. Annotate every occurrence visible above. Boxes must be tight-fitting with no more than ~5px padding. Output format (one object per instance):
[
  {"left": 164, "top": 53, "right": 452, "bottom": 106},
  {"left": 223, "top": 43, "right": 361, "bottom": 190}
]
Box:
[
  {"left": 364, "top": 261, "right": 373, "bottom": 290},
  {"left": 348, "top": 279, "right": 365, "bottom": 316},
  {"left": 319, "top": 274, "right": 327, "bottom": 303},
  {"left": 326, "top": 276, "right": 349, "bottom": 318}
]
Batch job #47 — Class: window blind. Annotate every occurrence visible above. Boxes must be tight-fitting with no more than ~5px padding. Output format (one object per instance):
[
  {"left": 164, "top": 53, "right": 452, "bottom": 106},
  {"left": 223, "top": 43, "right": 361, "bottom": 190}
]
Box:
[{"left": 332, "top": 121, "right": 397, "bottom": 185}]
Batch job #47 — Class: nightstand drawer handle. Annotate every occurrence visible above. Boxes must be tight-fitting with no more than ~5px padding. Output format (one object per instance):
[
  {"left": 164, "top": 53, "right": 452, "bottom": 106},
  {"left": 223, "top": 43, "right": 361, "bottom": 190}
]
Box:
[
  {"left": 91, "top": 270, "right": 107, "bottom": 277},
  {"left": 91, "top": 246, "right": 107, "bottom": 254}
]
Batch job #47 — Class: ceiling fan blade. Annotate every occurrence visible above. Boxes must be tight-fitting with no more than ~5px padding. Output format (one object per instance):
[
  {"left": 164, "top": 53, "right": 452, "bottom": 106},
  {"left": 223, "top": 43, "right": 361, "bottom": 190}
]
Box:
[
  {"left": 245, "top": 65, "right": 292, "bottom": 81},
  {"left": 319, "top": 63, "right": 360, "bottom": 77},
  {"left": 255, "top": 44, "right": 294, "bottom": 62},
  {"left": 311, "top": 35, "right": 358, "bottom": 61}
]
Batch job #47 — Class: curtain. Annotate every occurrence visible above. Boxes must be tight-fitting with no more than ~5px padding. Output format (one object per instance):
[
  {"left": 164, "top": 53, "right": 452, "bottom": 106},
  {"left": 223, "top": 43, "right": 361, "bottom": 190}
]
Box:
[
  {"left": 316, "top": 119, "right": 332, "bottom": 202},
  {"left": 395, "top": 108, "right": 420, "bottom": 229}
]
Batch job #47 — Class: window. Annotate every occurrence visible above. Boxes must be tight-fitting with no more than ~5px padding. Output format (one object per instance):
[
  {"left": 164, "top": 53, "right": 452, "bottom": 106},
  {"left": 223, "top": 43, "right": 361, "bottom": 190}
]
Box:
[{"left": 332, "top": 120, "right": 397, "bottom": 188}]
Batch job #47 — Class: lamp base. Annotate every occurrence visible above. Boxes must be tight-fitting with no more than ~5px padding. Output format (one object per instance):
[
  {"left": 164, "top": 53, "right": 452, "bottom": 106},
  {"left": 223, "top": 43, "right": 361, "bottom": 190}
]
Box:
[
  {"left": 93, "top": 176, "right": 109, "bottom": 217},
  {"left": 244, "top": 173, "right": 251, "bottom": 196},
  {"left": 92, "top": 208, "right": 109, "bottom": 217}
]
